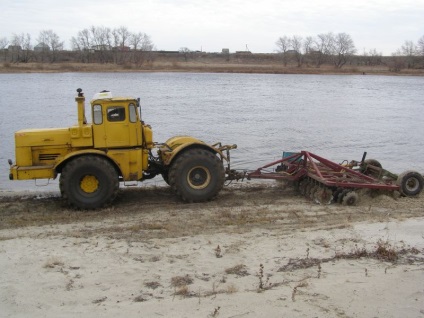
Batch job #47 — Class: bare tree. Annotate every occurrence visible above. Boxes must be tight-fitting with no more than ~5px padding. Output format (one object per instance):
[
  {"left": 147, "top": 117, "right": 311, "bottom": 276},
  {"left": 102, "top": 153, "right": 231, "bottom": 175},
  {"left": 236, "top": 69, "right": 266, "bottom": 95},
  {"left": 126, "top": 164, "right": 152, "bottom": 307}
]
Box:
[
  {"left": 10, "top": 33, "right": 32, "bottom": 63},
  {"left": 71, "top": 28, "right": 92, "bottom": 62},
  {"left": 290, "top": 35, "right": 303, "bottom": 67},
  {"left": 389, "top": 49, "right": 405, "bottom": 72},
  {"left": 0, "top": 37, "right": 8, "bottom": 62},
  {"left": 72, "top": 26, "right": 154, "bottom": 64},
  {"left": 36, "top": 30, "right": 64, "bottom": 62},
  {"left": 275, "top": 36, "right": 290, "bottom": 66},
  {"left": 311, "top": 33, "right": 334, "bottom": 67},
  {"left": 401, "top": 40, "right": 417, "bottom": 56},
  {"left": 0, "top": 37, "right": 8, "bottom": 49},
  {"left": 179, "top": 47, "right": 192, "bottom": 62},
  {"left": 362, "top": 48, "right": 382, "bottom": 66},
  {"left": 401, "top": 40, "right": 417, "bottom": 68},
  {"left": 90, "top": 26, "right": 113, "bottom": 63},
  {"left": 111, "top": 26, "right": 132, "bottom": 64},
  {"left": 418, "top": 35, "right": 424, "bottom": 56},
  {"left": 303, "top": 36, "right": 314, "bottom": 54},
  {"left": 130, "top": 32, "right": 155, "bottom": 65},
  {"left": 331, "top": 32, "right": 356, "bottom": 68}
]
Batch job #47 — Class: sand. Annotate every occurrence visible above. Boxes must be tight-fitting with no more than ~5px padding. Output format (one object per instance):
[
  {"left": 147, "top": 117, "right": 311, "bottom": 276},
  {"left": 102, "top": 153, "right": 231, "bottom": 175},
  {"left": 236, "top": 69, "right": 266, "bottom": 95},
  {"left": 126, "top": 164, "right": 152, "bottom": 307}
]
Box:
[{"left": 1, "top": 183, "right": 423, "bottom": 318}]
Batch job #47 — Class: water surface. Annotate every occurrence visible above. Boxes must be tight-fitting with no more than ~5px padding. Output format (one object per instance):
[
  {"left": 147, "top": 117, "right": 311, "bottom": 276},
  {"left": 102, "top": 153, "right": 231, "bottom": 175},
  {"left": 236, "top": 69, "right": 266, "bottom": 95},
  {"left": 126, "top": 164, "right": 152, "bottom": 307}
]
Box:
[{"left": 1, "top": 72, "right": 423, "bottom": 192}]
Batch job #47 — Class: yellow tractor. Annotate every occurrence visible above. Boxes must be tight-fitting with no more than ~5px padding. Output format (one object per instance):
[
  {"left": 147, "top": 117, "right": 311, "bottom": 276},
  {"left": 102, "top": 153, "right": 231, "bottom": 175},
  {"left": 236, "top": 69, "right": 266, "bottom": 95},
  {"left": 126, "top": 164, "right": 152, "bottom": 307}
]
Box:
[{"left": 9, "top": 88, "right": 236, "bottom": 209}]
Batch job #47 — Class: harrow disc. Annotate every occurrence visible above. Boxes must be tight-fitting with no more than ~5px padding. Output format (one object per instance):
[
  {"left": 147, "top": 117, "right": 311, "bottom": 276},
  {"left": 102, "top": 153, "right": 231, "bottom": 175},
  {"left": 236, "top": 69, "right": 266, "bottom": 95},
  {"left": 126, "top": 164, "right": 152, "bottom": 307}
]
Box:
[
  {"left": 309, "top": 185, "right": 320, "bottom": 200},
  {"left": 298, "top": 179, "right": 309, "bottom": 195},
  {"left": 314, "top": 188, "right": 333, "bottom": 205}
]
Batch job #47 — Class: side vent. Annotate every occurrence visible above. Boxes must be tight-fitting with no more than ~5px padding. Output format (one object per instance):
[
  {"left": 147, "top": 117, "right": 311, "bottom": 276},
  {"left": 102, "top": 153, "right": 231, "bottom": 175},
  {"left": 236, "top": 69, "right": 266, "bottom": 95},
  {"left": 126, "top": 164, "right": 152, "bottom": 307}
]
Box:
[{"left": 39, "top": 153, "right": 60, "bottom": 161}]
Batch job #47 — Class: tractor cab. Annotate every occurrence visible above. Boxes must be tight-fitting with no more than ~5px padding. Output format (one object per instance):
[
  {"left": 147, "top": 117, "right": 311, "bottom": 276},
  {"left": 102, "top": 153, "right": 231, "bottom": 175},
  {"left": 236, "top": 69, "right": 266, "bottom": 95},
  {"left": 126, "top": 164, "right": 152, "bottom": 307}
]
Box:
[{"left": 75, "top": 88, "right": 153, "bottom": 150}]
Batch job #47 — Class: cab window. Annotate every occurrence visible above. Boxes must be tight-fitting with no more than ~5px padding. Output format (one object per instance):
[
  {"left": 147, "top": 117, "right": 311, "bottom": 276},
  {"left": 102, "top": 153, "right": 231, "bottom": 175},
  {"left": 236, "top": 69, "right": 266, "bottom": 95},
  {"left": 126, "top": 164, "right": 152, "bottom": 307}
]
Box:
[
  {"left": 107, "top": 106, "right": 125, "bottom": 122},
  {"left": 129, "top": 103, "right": 137, "bottom": 123},
  {"left": 93, "top": 104, "right": 102, "bottom": 124}
]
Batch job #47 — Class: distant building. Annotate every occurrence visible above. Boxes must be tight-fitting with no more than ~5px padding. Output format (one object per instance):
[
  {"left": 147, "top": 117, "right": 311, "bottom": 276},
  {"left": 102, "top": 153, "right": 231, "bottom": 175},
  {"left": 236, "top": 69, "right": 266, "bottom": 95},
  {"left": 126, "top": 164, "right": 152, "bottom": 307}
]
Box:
[
  {"left": 91, "top": 45, "right": 112, "bottom": 51},
  {"left": 222, "top": 48, "right": 230, "bottom": 54},
  {"left": 285, "top": 50, "right": 298, "bottom": 55},
  {"left": 34, "top": 43, "right": 50, "bottom": 52},
  {"left": 113, "top": 46, "right": 130, "bottom": 51},
  {"left": 8, "top": 45, "right": 22, "bottom": 51}
]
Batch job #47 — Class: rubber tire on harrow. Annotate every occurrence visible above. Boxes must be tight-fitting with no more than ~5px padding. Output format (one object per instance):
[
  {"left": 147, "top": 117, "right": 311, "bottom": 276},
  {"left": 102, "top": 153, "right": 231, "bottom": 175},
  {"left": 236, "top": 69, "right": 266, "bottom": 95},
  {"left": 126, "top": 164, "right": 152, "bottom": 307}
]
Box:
[
  {"left": 168, "top": 148, "right": 225, "bottom": 202},
  {"left": 59, "top": 156, "right": 119, "bottom": 209},
  {"left": 396, "top": 170, "right": 424, "bottom": 197},
  {"left": 342, "top": 191, "right": 359, "bottom": 206}
]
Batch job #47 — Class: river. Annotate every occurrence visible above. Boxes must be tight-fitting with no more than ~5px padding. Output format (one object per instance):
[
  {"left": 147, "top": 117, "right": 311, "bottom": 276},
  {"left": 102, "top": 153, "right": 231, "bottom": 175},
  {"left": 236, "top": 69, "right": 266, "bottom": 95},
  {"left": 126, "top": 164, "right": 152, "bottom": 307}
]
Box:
[{"left": 0, "top": 72, "right": 423, "bottom": 192}]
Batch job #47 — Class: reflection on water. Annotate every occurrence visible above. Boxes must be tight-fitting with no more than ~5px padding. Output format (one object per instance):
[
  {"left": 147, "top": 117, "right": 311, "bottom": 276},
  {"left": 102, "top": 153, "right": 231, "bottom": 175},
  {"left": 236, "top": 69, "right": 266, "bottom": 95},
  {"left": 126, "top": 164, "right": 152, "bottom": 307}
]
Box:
[{"left": 1, "top": 72, "right": 423, "bottom": 192}]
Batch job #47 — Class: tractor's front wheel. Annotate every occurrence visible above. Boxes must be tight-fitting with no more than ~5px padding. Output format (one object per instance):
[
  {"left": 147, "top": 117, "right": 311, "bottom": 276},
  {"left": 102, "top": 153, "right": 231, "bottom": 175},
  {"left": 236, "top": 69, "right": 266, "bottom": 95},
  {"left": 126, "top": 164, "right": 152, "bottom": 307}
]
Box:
[
  {"left": 60, "top": 156, "right": 119, "bottom": 209},
  {"left": 169, "top": 148, "right": 225, "bottom": 202}
]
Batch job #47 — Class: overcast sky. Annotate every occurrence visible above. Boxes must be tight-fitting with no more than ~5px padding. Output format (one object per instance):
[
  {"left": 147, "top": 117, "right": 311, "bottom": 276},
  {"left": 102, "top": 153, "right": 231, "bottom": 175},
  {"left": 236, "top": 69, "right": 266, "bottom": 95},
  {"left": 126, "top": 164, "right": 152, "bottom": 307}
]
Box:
[{"left": 1, "top": 0, "right": 423, "bottom": 55}]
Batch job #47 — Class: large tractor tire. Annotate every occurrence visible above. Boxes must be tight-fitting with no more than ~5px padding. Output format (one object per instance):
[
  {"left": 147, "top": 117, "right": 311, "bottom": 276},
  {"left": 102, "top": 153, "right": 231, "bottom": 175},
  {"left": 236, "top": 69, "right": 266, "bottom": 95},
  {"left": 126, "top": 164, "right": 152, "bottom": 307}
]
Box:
[
  {"left": 59, "top": 156, "right": 119, "bottom": 209},
  {"left": 168, "top": 148, "right": 225, "bottom": 202},
  {"left": 396, "top": 170, "right": 423, "bottom": 197}
]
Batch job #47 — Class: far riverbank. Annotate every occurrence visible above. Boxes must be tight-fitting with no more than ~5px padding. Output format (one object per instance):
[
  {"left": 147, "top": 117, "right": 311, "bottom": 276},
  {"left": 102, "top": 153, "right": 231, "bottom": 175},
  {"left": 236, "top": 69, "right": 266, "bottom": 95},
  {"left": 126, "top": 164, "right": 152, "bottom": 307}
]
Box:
[{"left": 1, "top": 61, "right": 424, "bottom": 76}]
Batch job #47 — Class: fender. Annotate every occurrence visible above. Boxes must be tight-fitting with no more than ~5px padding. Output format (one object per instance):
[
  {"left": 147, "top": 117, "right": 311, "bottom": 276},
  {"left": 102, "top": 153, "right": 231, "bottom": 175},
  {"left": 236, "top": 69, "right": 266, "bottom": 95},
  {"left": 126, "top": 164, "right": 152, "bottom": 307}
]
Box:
[
  {"left": 159, "top": 136, "right": 226, "bottom": 166},
  {"left": 54, "top": 149, "right": 122, "bottom": 175}
]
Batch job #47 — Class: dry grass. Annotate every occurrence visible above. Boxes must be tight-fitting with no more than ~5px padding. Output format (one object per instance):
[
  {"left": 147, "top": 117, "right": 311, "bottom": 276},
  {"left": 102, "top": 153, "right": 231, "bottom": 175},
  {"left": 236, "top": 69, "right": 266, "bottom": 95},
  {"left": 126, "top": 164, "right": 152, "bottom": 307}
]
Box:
[
  {"left": 144, "top": 281, "right": 162, "bottom": 290},
  {"left": 2, "top": 61, "right": 424, "bottom": 76},
  {"left": 225, "top": 264, "right": 249, "bottom": 277},
  {"left": 171, "top": 275, "right": 193, "bottom": 288}
]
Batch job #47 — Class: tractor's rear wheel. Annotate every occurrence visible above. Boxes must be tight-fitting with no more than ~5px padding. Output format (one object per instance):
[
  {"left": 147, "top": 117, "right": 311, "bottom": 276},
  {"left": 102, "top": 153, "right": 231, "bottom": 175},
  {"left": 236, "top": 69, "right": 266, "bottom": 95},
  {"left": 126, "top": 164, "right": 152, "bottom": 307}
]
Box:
[
  {"left": 60, "top": 156, "right": 119, "bottom": 209},
  {"left": 168, "top": 148, "right": 225, "bottom": 202}
]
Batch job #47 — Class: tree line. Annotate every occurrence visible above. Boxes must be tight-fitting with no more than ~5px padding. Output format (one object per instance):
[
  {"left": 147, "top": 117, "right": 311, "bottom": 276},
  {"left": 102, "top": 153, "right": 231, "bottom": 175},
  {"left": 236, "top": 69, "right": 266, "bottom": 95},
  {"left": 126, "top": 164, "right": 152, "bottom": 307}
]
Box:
[
  {"left": 0, "top": 26, "right": 154, "bottom": 64},
  {"left": 1, "top": 27, "right": 424, "bottom": 70},
  {"left": 275, "top": 32, "right": 424, "bottom": 70}
]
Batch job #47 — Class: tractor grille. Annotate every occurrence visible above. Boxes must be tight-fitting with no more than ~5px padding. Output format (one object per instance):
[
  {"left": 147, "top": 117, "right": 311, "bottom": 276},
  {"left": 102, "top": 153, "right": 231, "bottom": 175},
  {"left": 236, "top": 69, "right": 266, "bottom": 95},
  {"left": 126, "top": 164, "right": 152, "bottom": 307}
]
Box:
[{"left": 39, "top": 153, "right": 60, "bottom": 161}]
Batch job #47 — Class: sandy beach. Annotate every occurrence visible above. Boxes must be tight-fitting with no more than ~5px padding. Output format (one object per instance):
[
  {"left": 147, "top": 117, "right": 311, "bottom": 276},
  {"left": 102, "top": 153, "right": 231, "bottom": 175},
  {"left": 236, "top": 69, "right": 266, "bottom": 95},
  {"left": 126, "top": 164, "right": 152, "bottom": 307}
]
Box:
[{"left": 1, "top": 182, "right": 423, "bottom": 317}]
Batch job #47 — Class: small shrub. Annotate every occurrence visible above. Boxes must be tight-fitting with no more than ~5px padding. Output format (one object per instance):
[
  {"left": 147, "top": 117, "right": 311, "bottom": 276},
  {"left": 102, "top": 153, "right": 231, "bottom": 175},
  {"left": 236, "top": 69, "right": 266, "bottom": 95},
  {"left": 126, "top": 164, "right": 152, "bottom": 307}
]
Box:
[
  {"left": 226, "top": 283, "right": 238, "bottom": 294},
  {"left": 174, "top": 285, "right": 190, "bottom": 297},
  {"left": 144, "top": 281, "right": 161, "bottom": 290},
  {"left": 375, "top": 239, "right": 398, "bottom": 262},
  {"left": 171, "top": 275, "right": 193, "bottom": 287},
  {"left": 43, "top": 258, "right": 64, "bottom": 268},
  {"left": 225, "top": 264, "right": 249, "bottom": 276}
]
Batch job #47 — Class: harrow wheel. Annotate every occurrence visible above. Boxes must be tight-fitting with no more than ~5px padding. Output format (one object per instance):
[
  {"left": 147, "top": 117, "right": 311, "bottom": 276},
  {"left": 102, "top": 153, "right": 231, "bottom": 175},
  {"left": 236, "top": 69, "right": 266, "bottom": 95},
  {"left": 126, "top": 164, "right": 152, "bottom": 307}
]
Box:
[
  {"left": 396, "top": 170, "right": 424, "bottom": 197},
  {"left": 342, "top": 191, "right": 359, "bottom": 206},
  {"left": 338, "top": 189, "right": 351, "bottom": 204}
]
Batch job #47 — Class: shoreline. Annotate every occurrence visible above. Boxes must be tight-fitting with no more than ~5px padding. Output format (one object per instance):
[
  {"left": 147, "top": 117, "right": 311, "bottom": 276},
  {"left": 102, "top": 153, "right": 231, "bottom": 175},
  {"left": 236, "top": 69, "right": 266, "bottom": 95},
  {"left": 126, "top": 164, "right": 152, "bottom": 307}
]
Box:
[{"left": 1, "top": 62, "right": 424, "bottom": 76}]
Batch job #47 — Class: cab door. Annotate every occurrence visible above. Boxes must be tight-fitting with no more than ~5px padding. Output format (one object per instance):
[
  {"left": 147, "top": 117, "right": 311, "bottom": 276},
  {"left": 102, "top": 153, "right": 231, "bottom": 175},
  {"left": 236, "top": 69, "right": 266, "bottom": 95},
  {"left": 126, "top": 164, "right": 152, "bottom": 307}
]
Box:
[{"left": 92, "top": 102, "right": 141, "bottom": 148}]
